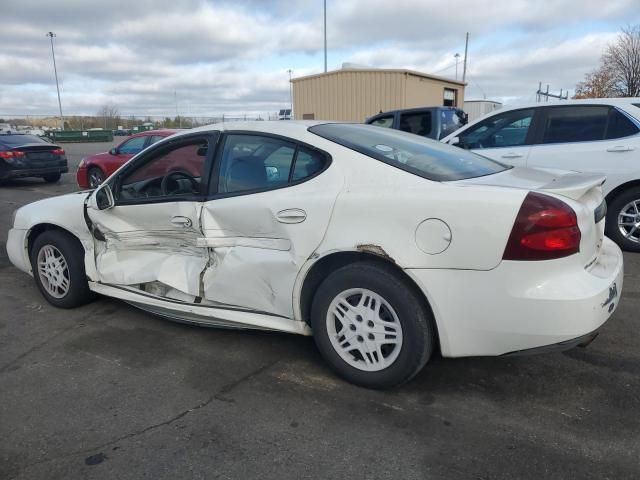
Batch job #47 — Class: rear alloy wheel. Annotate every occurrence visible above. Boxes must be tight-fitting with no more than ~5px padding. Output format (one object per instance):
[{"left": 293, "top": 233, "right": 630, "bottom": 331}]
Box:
[
  {"left": 30, "top": 230, "right": 94, "bottom": 308},
  {"left": 606, "top": 187, "right": 640, "bottom": 252},
  {"left": 43, "top": 173, "right": 61, "bottom": 183},
  {"left": 88, "top": 167, "right": 105, "bottom": 188},
  {"left": 311, "top": 261, "right": 435, "bottom": 389}
]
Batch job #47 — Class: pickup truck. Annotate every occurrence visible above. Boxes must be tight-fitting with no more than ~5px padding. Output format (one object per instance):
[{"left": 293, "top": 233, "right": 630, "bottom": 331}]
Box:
[{"left": 365, "top": 106, "right": 468, "bottom": 140}]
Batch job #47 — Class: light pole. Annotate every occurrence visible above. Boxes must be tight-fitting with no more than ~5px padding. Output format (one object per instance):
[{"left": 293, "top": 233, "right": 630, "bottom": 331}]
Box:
[
  {"left": 323, "top": 0, "right": 327, "bottom": 72},
  {"left": 46, "top": 32, "right": 64, "bottom": 130},
  {"left": 454, "top": 53, "right": 461, "bottom": 80},
  {"left": 287, "top": 69, "right": 293, "bottom": 119}
]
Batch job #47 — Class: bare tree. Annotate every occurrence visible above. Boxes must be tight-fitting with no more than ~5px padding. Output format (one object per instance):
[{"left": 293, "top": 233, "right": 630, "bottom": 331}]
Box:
[
  {"left": 96, "top": 104, "right": 120, "bottom": 129},
  {"left": 603, "top": 25, "right": 640, "bottom": 97},
  {"left": 575, "top": 25, "right": 640, "bottom": 98}
]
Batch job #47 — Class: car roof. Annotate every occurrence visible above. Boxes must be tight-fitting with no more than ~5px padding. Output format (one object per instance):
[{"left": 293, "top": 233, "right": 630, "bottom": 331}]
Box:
[
  {"left": 486, "top": 97, "right": 640, "bottom": 113},
  {"left": 130, "top": 129, "right": 179, "bottom": 138},
  {"left": 169, "top": 120, "right": 327, "bottom": 140},
  {"left": 369, "top": 106, "right": 462, "bottom": 117}
]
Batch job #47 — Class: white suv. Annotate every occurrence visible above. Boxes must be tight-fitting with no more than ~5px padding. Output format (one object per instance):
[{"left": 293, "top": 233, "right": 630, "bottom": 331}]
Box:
[{"left": 442, "top": 98, "right": 640, "bottom": 251}]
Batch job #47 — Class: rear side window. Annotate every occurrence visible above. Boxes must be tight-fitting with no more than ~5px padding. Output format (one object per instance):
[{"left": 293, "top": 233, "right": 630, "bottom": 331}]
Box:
[
  {"left": 217, "top": 134, "right": 329, "bottom": 195},
  {"left": 606, "top": 108, "right": 639, "bottom": 139},
  {"left": 147, "top": 135, "right": 166, "bottom": 146},
  {"left": 542, "top": 106, "right": 609, "bottom": 144},
  {"left": 292, "top": 146, "right": 325, "bottom": 181},
  {"left": 399, "top": 112, "right": 432, "bottom": 138},
  {"left": 310, "top": 123, "right": 509, "bottom": 182}
]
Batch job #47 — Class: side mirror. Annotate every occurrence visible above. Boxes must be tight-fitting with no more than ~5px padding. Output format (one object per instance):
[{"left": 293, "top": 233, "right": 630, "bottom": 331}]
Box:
[
  {"left": 449, "top": 136, "right": 460, "bottom": 145},
  {"left": 88, "top": 184, "right": 115, "bottom": 211},
  {"left": 109, "top": 148, "right": 118, "bottom": 155}
]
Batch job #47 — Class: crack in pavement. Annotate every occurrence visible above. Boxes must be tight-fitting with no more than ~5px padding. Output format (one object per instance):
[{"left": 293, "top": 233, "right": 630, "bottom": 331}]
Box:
[
  {"left": 0, "top": 323, "right": 81, "bottom": 374},
  {"left": 6, "top": 358, "right": 280, "bottom": 480}
]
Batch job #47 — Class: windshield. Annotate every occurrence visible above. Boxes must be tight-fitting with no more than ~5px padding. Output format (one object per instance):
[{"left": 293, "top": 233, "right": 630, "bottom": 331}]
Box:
[
  {"left": 309, "top": 123, "right": 509, "bottom": 181},
  {"left": 440, "top": 109, "right": 466, "bottom": 138}
]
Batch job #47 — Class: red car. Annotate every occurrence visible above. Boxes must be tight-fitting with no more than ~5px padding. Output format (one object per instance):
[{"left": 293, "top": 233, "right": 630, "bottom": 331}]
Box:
[{"left": 76, "top": 130, "right": 177, "bottom": 188}]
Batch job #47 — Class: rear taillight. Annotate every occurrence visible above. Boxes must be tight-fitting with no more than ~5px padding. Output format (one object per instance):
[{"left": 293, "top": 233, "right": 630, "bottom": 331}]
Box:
[
  {"left": 52, "top": 148, "right": 65, "bottom": 155},
  {"left": 503, "top": 192, "right": 581, "bottom": 261},
  {"left": 0, "top": 150, "right": 26, "bottom": 159}
]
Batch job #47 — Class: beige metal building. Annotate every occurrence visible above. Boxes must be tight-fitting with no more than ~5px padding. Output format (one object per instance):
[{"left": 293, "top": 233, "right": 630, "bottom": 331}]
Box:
[{"left": 291, "top": 68, "right": 466, "bottom": 122}]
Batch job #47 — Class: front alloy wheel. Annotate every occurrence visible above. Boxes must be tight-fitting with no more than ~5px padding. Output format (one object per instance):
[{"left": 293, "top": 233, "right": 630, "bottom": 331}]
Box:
[
  {"left": 30, "top": 230, "right": 95, "bottom": 308},
  {"left": 88, "top": 167, "right": 105, "bottom": 188},
  {"left": 37, "top": 244, "right": 70, "bottom": 298}
]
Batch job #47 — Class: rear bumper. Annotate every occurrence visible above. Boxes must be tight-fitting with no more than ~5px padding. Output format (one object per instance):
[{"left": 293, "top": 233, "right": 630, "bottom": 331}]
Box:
[
  {"left": 407, "top": 236, "right": 624, "bottom": 357},
  {"left": 0, "top": 165, "right": 68, "bottom": 180},
  {"left": 502, "top": 330, "right": 599, "bottom": 356}
]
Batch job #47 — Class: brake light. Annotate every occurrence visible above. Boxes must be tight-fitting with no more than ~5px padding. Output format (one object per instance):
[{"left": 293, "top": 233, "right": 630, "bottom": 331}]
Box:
[
  {"left": 52, "top": 148, "right": 65, "bottom": 155},
  {"left": 503, "top": 192, "right": 581, "bottom": 261},
  {"left": 0, "top": 150, "right": 26, "bottom": 159}
]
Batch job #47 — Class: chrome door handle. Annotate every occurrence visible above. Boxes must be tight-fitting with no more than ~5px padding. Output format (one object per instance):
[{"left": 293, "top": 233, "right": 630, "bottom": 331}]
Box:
[
  {"left": 606, "top": 145, "right": 634, "bottom": 152},
  {"left": 501, "top": 152, "right": 523, "bottom": 159},
  {"left": 276, "top": 208, "right": 307, "bottom": 224},
  {"left": 171, "top": 216, "right": 192, "bottom": 228}
]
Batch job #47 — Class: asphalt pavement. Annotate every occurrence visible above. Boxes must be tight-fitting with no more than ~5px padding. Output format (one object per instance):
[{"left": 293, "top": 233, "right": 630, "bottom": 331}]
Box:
[{"left": 0, "top": 139, "right": 639, "bottom": 479}]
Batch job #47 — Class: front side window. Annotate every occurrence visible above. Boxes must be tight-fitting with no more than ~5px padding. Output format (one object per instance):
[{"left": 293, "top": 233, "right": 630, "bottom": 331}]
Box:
[
  {"left": 370, "top": 116, "right": 394, "bottom": 128},
  {"left": 399, "top": 112, "right": 432, "bottom": 138},
  {"left": 217, "top": 134, "right": 329, "bottom": 195},
  {"left": 118, "top": 136, "right": 147, "bottom": 155},
  {"left": 310, "top": 123, "right": 509, "bottom": 182},
  {"left": 118, "top": 139, "right": 208, "bottom": 201},
  {"left": 542, "top": 106, "right": 610, "bottom": 144},
  {"left": 458, "top": 109, "right": 534, "bottom": 149}
]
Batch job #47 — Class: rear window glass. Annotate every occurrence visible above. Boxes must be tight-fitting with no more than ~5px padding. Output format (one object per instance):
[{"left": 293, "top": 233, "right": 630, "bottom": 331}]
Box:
[
  {"left": 0, "top": 134, "right": 50, "bottom": 147},
  {"left": 309, "top": 123, "right": 509, "bottom": 181}
]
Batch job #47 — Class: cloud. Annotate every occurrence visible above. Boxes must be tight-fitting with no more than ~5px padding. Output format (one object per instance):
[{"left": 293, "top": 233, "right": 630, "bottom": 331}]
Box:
[{"left": 0, "top": 0, "right": 638, "bottom": 117}]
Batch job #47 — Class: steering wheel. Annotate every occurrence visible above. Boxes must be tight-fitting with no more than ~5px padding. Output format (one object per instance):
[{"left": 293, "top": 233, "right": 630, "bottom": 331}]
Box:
[{"left": 160, "top": 171, "right": 199, "bottom": 195}]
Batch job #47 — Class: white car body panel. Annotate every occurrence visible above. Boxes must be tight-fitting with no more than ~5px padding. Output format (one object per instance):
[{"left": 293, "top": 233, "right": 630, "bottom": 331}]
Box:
[
  {"left": 6, "top": 121, "right": 624, "bottom": 357},
  {"left": 442, "top": 97, "right": 640, "bottom": 198}
]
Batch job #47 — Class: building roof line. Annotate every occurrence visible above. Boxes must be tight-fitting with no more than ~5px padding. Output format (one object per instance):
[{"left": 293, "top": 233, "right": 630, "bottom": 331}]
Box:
[{"left": 291, "top": 68, "right": 467, "bottom": 87}]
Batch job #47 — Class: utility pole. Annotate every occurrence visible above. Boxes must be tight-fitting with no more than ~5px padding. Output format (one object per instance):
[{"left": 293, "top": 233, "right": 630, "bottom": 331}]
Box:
[
  {"left": 46, "top": 32, "right": 64, "bottom": 130},
  {"left": 454, "top": 53, "right": 461, "bottom": 80},
  {"left": 323, "top": 0, "right": 327, "bottom": 72},
  {"left": 174, "top": 90, "right": 181, "bottom": 128},
  {"left": 288, "top": 69, "right": 293, "bottom": 118},
  {"left": 462, "top": 32, "right": 469, "bottom": 82}
]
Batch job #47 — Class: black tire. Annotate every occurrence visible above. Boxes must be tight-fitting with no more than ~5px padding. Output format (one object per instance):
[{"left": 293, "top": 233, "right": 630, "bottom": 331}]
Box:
[
  {"left": 43, "top": 173, "right": 61, "bottom": 183},
  {"left": 605, "top": 187, "right": 640, "bottom": 252},
  {"left": 88, "top": 167, "right": 105, "bottom": 188},
  {"left": 310, "top": 261, "right": 435, "bottom": 389},
  {"left": 30, "top": 230, "right": 95, "bottom": 308}
]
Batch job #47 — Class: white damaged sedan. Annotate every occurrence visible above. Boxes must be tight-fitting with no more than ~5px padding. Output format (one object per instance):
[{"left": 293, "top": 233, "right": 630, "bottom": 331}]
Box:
[{"left": 6, "top": 122, "right": 623, "bottom": 388}]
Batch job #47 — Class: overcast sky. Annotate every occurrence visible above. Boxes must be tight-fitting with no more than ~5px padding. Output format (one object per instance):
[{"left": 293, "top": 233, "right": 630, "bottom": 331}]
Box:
[{"left": 1, "top": 0, "right": 639, "bottom": 118}]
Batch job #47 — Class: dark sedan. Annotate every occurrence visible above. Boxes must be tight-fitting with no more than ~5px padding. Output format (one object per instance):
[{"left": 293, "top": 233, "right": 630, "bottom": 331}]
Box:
[{"left": 0, "top": 134, "right": 68, "bottom": 183}]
